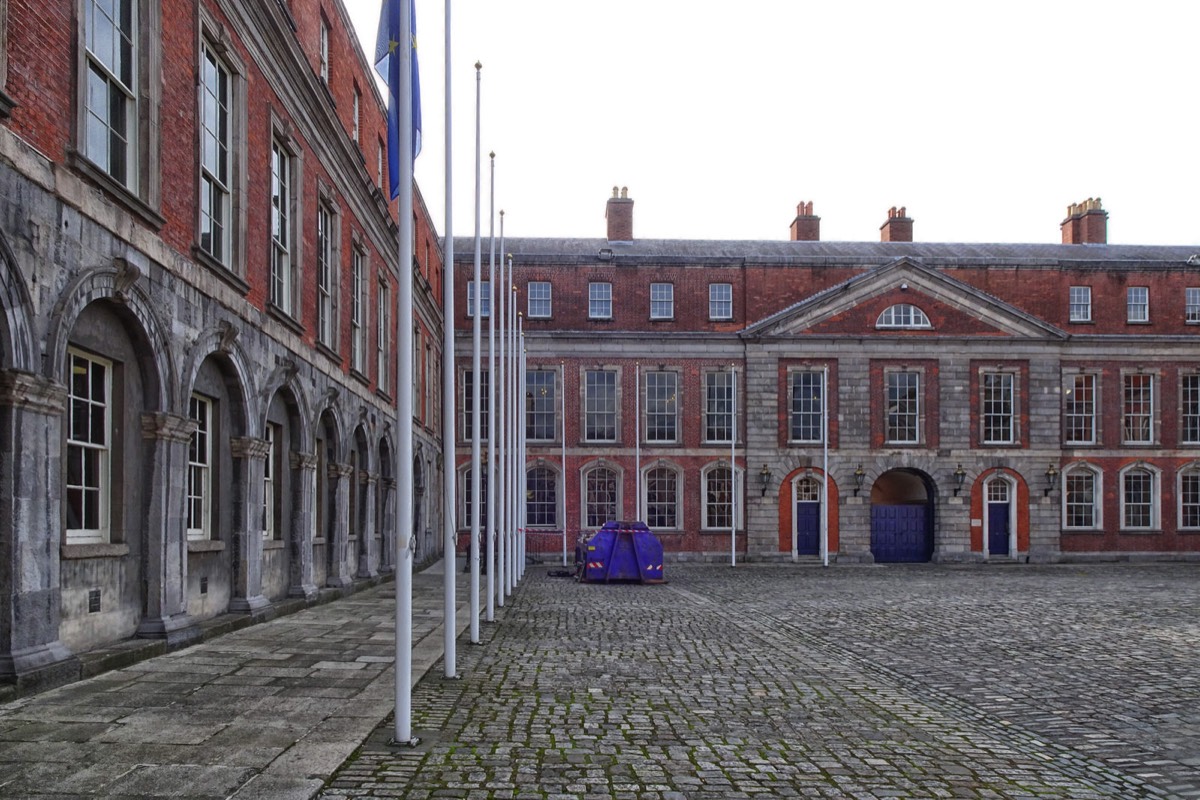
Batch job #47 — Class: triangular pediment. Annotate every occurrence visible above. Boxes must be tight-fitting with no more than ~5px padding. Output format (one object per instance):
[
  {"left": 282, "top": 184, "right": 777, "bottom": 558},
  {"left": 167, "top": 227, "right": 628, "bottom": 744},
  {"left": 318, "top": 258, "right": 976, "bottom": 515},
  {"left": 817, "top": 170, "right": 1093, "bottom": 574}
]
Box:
[{"left": 744, "top": 258, "right": 1066, "bottom": 340}]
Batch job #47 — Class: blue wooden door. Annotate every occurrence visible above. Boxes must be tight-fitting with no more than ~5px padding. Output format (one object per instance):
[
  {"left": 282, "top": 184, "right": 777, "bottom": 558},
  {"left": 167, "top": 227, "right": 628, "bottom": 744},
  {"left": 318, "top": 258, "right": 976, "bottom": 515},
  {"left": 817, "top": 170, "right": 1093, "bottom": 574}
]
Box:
[
  {"left": 795, "top": 501, "right": 820, "bottom": 555},
  {"left": 988, "top": 502, "right": 1010, "bottom": 556},
  {"left": 871, "top": 505, "right": 932, "bottom": 563}
]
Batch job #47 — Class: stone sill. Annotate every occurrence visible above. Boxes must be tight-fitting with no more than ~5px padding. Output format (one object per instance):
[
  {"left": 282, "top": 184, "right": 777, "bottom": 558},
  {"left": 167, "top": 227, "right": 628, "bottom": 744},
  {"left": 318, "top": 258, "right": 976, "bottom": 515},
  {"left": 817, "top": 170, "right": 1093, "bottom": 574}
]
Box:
[{"left": 61, "top": 543, "right": 130, "bottom": 560}]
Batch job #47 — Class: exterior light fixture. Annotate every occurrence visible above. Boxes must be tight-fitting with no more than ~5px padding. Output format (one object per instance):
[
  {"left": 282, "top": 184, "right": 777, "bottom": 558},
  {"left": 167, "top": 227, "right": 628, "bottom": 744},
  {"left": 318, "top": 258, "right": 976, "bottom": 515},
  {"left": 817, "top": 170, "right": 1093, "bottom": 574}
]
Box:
[
  {"left": 853, "top": 464, "right": 866, "bottom": 496},
  {"left": 1045, "top": 463, "right": 1059, "bottom": 496},
  {"left": 953, "top": 464, "right": 967, "bottom": 496},
  {"left": 759, "top": 464, "right": 772, "bottom": 497}
]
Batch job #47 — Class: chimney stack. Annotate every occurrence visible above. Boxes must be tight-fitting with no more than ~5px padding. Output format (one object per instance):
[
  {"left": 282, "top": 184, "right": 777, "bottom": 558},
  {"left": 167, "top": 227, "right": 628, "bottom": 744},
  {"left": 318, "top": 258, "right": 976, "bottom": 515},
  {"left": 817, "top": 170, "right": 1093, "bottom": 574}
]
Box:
[
  {"left": 789, "top": 200, "right": 820, "bottom": 241},
  {"left": 606, "top": 186, "right": 633, "bottom": 242},
  {"left": 880, "top": 206, "right": 913, "bottom": 242},
  {"left": 1061, "top": 197, "right": 1107, "bottom": 244}
]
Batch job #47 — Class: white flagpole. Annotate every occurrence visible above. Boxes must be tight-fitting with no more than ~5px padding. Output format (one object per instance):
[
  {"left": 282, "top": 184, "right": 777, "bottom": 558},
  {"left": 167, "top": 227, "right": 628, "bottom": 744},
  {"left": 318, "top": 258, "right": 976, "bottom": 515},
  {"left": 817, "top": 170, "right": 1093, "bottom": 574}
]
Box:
[
  {"left": 440, "top": 0, "right": 457, "bottom": 680},
  {"left": 561, "top": 359, "right": 567, "bottom": 567},
  {"left": 730, "top": 366, "right": 737, "bottom": 567},
  {"left": 508, "top": 277, "right": 517, "bottom": 594},
  {"left": 634, "top": 363, "right": 640, "bottom": 520},
  {"left": 468, "top": 62, "right": 482, "bottom": 645},
  {"left": 393, "top": 0, "right": 417, "bottom": 746},
  {"left": 495, "top": 218, "right": 506, "bottom": 608},
  {"left": 485, "top": 152, "right": 496, "bottom": 623},
  {"left": 822, "top": 365, "right": 830, "bottom": 568},
  {"left": 517, "top": 317, "right": 525, "bottom": 579}
]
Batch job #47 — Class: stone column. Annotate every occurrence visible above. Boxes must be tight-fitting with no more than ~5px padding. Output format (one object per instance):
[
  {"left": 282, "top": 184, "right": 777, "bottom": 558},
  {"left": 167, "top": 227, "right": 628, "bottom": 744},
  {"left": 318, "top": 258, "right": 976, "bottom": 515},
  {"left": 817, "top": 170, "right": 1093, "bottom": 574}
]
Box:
[
  {"left": 137, "top": 412, "right": 201, "bottom": 645},
  {"left": 228, "top": 436, "right": 271, "bottom": 615},
  {"left": 288, "top": 451, "right": 318, "bottom": 600},
  {"left": 327, "top": 462, "right": 353, "bottom": 588},
  {"left": 357, "top": 473, "right": 377, "bottom": 578},
  {"left": 378, "top": 477, "right": 396, "bottom": 574},
  {"left": 0, "top": 372, "right": 77, "bottom": 690}
]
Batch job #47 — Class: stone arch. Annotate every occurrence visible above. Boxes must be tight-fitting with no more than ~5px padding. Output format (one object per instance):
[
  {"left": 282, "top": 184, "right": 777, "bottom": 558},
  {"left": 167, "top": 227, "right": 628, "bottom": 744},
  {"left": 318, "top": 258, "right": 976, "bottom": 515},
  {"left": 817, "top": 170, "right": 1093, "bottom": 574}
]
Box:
[
  {"left": 0, "top": 227, "right": 37, "bottom": 372},
  {"left": 869, "top": 467, "right": 935, "bottom": 563},
  {"left": 259, "top": 360, "right": 313, "bottom": 455},
  {"left": 181, "top": 320, "right": 255, "bottom": 437},
  {"left": 377, "top": 432, "right": 395, "bottom": 573}
]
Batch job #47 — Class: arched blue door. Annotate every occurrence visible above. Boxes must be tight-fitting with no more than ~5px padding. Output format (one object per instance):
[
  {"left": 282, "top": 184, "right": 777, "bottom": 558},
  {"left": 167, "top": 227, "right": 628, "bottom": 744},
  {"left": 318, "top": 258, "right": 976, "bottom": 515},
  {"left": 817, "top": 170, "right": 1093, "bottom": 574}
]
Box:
[
  {"left": 987, "top": 480, "right": 1010, "bottom": 556},
  {"left": 794, "top": 477, "right": 821, "bottom": 555}
]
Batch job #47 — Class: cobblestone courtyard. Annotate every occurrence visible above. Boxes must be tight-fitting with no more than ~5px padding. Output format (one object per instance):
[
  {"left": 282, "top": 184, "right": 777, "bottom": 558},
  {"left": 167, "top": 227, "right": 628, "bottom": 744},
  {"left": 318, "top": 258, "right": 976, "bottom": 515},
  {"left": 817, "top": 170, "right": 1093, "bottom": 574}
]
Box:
[{"left": 325, "top": 563, "right": 1200, "bottom": 799}]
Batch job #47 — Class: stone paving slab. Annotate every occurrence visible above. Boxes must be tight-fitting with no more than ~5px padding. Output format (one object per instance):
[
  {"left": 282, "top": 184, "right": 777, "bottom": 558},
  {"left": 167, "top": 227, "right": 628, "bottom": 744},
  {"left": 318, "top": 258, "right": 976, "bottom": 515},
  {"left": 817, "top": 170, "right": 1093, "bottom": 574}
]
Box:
[{"left": 322, "top": 563, "right": 1200, "bottom": 800}]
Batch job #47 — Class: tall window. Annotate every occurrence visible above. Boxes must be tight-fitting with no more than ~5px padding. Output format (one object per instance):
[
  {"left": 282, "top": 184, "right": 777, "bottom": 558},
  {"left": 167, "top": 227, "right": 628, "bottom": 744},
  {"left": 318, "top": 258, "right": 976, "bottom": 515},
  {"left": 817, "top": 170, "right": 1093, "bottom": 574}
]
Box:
[
  {"left": 585, "top": 369, "right": 617, "bottom": 442},
  {"left": 982, "top": 372, "right": 1015, "bottom": 444},
  {"left": 377, "top": 280, "right": 390, "bottom": 390},
  {"left": 66, "top": 349, "right": 111, "bottom": 544},
  {"left": 709, "top": 283, "right": 732, "bottom": 320},
  {"left": 1183, "top": 374, "right": 1200, "bottom": 445},
  {"left": 585, "top": 466, "right": 618, "bottom": 528},
  {"left": 351, "top": 249, "right": 366, "bottom": 373},
  {"left": 1064, "top": 373, "right": 1097, "bottom": 445},
  {"left": 790, "top": 370, "right": 823, "bottom": 443},
  {"left": 199, "top": 42, "right": 230, "bottom": 266},
  {"left": 462, "top": 370, "right": 489, "bottom": 440},
  {"left": 316, "top": 204, "right": 334, "bottom": 347},
  {"left": 1180, "top": 470, "right": 1200, "bottom": 529},
  {"left": 1064, "top": 466, "right": 1099, "bottom": 529},
  {"left": 467, "top": 280, "right": 490, "bottom": 318},
  {"left": 528, "top": 281, "right": 552, "bottom": 318},
  {"left": 187, "top": 394, "right": 212, "bottom": 541},
  {"left": 1122, "top": 374, "right": 1154, "bottom": 444},
  {"left": 886, "top": 371, "right": 920, "bottom": 444},
  {"left": 352, "top": 86, "right": 360, "bottom": 143},
  {"left": 527, "top": 369, "right": 556, "bottom": 441},
  {"left": 1127, "top": 287, "right": 1149, "bottom": 322},
  {"left": 1188, "top": 288, "right": 1200, "bottom": 324},
  {"left": 83, "top": 0, "right": 137, "bottom": 187},
  {"left": 1121, "top": 467, "right": 1156, "bottom": 529},
  {"left": 589, "top": 282, "right": 612, "bottom": 319},
  {"left": 650, "top": 283, "right": 673, "bottom": 320},
  {"left": 645, "top": 467, "right": 678, "bottom": 529},
  {"left": 526, "top": 466, "right": 557, "bottom": 528},
  {"left": 318, "top": 18, "right": 329, "bottom": 83},
  {"left": 461, "top": 469, "right": 487, "bottom": 529},
  {"left": 704, "top": 371, "right": 734, "bottom": 443},
  {"left": 269, "top": 140, "right": 293, "bottom": 314},
  {"left": 376, "top": 137, "right": 384, "bottom": 189},
  {"left": 703, "top": 466, "right": 738, "bottom": 530},
  {"left": 1069, "top": 286, "right": 1092, "bottom": 322},
  {"left": 877, "top": 304, "right": 931, "bottom": 329},
  {"left": 262, "top": 424, "right": 277, "bottom": 540},
  {"left": 645, "top": 371, "right": 678, "bottom": 442}
]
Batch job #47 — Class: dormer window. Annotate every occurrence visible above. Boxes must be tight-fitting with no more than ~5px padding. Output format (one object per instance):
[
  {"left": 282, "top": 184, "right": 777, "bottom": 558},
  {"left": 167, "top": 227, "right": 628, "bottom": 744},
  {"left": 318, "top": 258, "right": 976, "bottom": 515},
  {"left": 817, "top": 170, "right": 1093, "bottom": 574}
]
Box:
[{"left": 877, "top": 303, "right": 931, "bottom": 329}]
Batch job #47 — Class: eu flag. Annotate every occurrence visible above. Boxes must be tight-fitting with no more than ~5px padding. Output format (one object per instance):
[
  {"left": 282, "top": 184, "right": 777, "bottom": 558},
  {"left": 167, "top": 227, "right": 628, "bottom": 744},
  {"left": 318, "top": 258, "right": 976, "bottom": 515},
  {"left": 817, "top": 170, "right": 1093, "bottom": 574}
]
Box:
[{"left": 375, "top": 0, "right": 422, "bottom": 201}]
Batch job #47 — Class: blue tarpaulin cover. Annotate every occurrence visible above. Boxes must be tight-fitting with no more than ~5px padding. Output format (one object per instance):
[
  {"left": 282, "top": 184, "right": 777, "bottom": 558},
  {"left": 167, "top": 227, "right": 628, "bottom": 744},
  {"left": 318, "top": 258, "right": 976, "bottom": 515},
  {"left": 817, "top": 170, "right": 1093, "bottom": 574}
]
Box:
[{"left": 580, "top": 521, "right": 665, "bottom": 583}]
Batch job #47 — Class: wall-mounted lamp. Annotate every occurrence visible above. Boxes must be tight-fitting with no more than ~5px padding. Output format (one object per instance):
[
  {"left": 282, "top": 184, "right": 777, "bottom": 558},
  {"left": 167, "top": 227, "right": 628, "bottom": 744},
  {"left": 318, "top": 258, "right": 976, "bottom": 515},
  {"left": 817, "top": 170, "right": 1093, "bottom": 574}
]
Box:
[
  {"left": 1044, "top": 463, "right": 1059, "bottom": 497},
  {"left": 853, "top": 464, "right": 866, "bottom": 496},
  {"left": 759, "top": 464, "right": 772, "bottom": 497},
  {"left": 953, "top": 464, "right": 967, "bottom": 496}
]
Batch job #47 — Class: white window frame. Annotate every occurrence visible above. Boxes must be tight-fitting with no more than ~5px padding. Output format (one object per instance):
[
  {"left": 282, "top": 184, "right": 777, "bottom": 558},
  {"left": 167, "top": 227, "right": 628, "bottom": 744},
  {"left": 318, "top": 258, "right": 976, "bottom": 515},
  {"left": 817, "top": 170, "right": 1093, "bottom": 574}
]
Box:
[
  {"left": 352, "top": 85, "right": 360, "bottom": 144},
  {"left": 82, "top": 0, "right": 139, "bottom": 188},
  {"left": 198, "top": 40, "right": 231, "bottom": 267},
  {"left": 1182, "top": 373, "right": 1200, "bottom": 446},
  {"left": 350, "top": 248, "right": 366, "bottom": 374},
  {"left": 589, "top": 281, "right": 612, "bottom": 319},
  {"left": 649, "top": 283, "right": 674, "bottom": 320},
  {"left": 642, "top": 463, "right": 681, "bottom": 531},
  {"left": 467, "top": 280, "right": 490, "bottom": 318},
  {"left": 187, "top": 394, "right": 213, "bottom": 542},
  {"left": 709, "top": 283, "right": 732, "bottom": 320},
  {"left": 1187, "top": 288, "right": 1200, "bottom": 324},
  {"left": 316, "top": 201, "right": 336, "bottom": 347},
  {"left": 461, "top": 369, "right": 489, "bottom": 441},
  {"left": 644, "top": 370, "right": 678, "bottom": 443},
  {"left": 262, "top": 423, "right": 277, "bottom": 540},
  {"left": 789, "top": 369, "right": 824, "bottom": 444},
  {"left": 527, "top": 281, "right": 552, "bottom": 318},
  {"left": 1127, "top": 286, "right": 1149, "bottom": 323},
  {"left": 526, "top": 368, "right": 556, "bottom": 442},
  {"left": 525, "top": 465, "right": 560, "bottom": 529},
  {"left": 66, "top": 348, "right": 112, "bottom": 544},
  {"left": 582, "top": 463, "right": 620, "bottom": 530},
  {"left": 1069, "top": 286, "right": 1092, "bottom": 322},
  {"left": 981, "top": 371, "right": 1016, "bottom": 445},
  {"left": 269, "top": 134, "right": 299, "bottom": 316},
  {"left": 1064, "top": 372, "right": 1097, "bottom": 445},
  {"left": 1119, "top": 464, "right": 1158, "bottom": 531},
  {"left": 377, "top": 279, "right": 390, "bottom": 391},
  {"left": 1178, "top": 467, "right": 1200, "bottom": 530},
  {"left": 1122, "top": 372, "right": 1155, "bottom": 445},
  {"left": 876, "top": 304, "right": 931, "bottom": 329},
  {"left": 701, "top": 463, "right": 743, "bottom": 531},
  {"left": 319, "top": 17, "right": 329, "bottom": 83},
  {"left": 703, "top": 370, "right": 734, "bottom": 444},
  {"left": 885, "top": 370, "right": 922, "bottom": 445},
  {"left": 1062, "top": 464, "right": 1102, "bottom": 530},
  {"left": 584, "top": 369, "right": 618, "bottom": 443}
]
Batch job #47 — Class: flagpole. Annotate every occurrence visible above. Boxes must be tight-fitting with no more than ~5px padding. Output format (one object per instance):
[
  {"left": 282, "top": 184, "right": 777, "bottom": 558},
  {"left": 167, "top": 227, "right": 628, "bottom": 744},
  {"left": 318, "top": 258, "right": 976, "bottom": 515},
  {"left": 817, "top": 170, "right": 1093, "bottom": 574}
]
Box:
[
  {"left": 508, "top": 276, "right": 517, "bottom": 594},
  {"left": 495, "top": 216, "right": 506, "bottom": 608},
  {"left": 391, "top": 0, "right": 417, "bottom": 747},
  {"left": 634, "top": 362, "right": 640, "bottom": 520},
  {"left": 730, "top": 365, "right": 737, "bottom": 567},
  {"left": 519, "top": 320, "right": 527, "bottom": 579},
  {"left": 485, "top": 151, "right": 496, "bottom": 624},
  {"left": 468, "top": 61, "right": 482, "bottom": 645},
  {"left": 561, "top": 359, "right": 567, "bottom": 567},
  {"left": 822, "top": 365, "right": 830, "bottom": 568},
  {"left": 440, "top": 0, "right": 457, "bottom": 682}
]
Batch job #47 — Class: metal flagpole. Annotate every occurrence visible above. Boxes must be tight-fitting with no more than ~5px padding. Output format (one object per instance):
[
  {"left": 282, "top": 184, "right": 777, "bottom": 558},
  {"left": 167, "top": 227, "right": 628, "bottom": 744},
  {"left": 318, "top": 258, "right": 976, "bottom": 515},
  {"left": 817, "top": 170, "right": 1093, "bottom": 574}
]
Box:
[
  {"left": 508, "top": 278, "right": 517, "bottom": 594},
  {"left": 495, "top": 216, "right": 506, "bottom": 608},
  {"left": 730, "top": 366, "right": 737, "bottom": 567},
  {"left": 439, "top": 0, "right": 457, "bottom": 680},
  {"left": 468, "top": 62, "right": 482, "bottom": 645},
  {"left": 731, "top": 364, "right": 737, "bottom": 567},
  {"left": 485, "top": 152, "right": 496, "bottom": 623},
  {"left": 518, "top": 318, "right": 526, "bottom": 579},
  {"left": 822, "top": 365, "right": 830, "bottom": 568},
  {"left": 634, "top": 363, "right": 640, "bottom": 520},
  {"left": 561, "top": 359, "right": 567, "bottom": 567}
]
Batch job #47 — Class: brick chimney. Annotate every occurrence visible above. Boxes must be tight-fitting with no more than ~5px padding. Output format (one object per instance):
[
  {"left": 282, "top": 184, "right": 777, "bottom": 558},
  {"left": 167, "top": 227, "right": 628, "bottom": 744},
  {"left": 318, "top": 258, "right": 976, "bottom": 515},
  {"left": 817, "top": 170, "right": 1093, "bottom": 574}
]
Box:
[
  {"left": 1061, "top": 197, "right": 1107, "bottom": 244},
  {"left": 880, "top": 206, "right": 913, "bottom": 242},
  {"left": 789, "top": 201, "right": 820, "bottom": 241},
  {"left": 606, "top": 186, "right": 633, "bottom": 242}
]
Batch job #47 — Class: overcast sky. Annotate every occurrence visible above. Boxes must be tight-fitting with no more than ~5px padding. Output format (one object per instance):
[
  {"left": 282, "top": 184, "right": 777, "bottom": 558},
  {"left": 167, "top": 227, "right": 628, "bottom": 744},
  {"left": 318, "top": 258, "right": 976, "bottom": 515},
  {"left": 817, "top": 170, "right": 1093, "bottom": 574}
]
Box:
[{"left": 345, "top": 0, "right": 1200, "bottom": 246}]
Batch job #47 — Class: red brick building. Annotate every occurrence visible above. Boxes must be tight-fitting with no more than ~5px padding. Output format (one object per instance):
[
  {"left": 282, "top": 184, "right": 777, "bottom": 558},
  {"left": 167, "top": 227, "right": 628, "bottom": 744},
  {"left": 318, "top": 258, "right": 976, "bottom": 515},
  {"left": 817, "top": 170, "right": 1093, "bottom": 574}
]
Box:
[{"left": 454, "top": 190, "right": 1200, "bottom": 564}]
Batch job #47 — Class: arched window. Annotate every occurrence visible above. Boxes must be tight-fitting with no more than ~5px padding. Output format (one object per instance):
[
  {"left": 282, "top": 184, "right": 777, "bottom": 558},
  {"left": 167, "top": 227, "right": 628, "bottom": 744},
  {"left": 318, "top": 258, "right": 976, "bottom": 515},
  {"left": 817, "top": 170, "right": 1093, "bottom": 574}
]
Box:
[
  {"left": 583, "top": 465, "right": 619, "bottom": 529},
  {"left": 1119, "top": 464, "right": 1159, "bottom": 530},
  {"left": 876, "top": 303, "right": 932, "bottom": 329},
  {"left": 1063, "top": 463, "right": 1101, "bottom": 529},
  {"left": 459, "top": 467, "right": 488, "bottom": 530},
  {"left": 702, "top": 464, "right": 743, "bottom": 530},
  {"left": 644, "top": 466, "right": 680, "bottom": 530},
  {"left": 1179, "top": 465, "right": 1200, "bottom": 529},
  {"left": 526, "top": 465, "right": 558, "bottom": 528}
]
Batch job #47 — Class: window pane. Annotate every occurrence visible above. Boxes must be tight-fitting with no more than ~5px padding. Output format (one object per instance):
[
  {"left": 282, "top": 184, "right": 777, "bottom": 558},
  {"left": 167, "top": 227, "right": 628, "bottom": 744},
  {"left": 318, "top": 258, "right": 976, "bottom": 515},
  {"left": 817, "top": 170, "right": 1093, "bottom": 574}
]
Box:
[
  {"left": 790, "top": 371, "right": 823, "bottom": 442},
  {"left": 886, "top": 372, "right": 920, "bottom": 443},
  {"left": 982, "top": 373, "right": 1014, "bottom": 444},
  {"left": 527, "top": 370, "right": 556, "bottom": 441},
  {"left": 526, "top": 467, "right": 557, "bottom": 527},
  {"left": 586, "top": 468, "right": 617, "bottom": 528},
  {"left": 645, "top": 372, "right": 677, "bottom": 441},
  {"left": 585, "top": 370, "right": 617, "bottom": 441},
  {"left": 705, "top": 372, "right": 733, "bottom": 443},
  {"left": 1064, "top": 374, "right": 1096, "bottom": 444},
  {"left": 646, "top": 467, "right": 677, "bottom": 529},
  {"left": 705, "top": 467, "right": 733, "bottom": 529}
]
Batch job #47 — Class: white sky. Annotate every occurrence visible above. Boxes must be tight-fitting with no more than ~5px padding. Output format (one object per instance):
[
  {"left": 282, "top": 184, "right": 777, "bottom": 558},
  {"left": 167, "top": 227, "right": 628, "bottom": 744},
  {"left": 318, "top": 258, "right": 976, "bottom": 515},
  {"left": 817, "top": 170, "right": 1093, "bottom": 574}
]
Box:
[{"left": 345, "top": 0, "right": 1200, "bottom": 245}]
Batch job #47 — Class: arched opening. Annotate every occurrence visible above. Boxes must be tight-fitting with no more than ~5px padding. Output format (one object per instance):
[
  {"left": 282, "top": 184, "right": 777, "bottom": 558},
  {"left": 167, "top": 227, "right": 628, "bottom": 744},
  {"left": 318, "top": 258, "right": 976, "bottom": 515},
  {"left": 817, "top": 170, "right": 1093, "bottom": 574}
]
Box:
[
  {"left": 869, "top": 468, "right": 934, "bottom": 563},
  {"left": 353, "top": 426, "right": 371, "bottom": 577},
  {"left": 314, "top": 410, "right": 340, "bottom": 587},
  {"left": 793, "top": 476, "right": 822, "bottom": 556},
  {"left": 983, "top": 475, "right": 1016, "bottom": 558},
  {"left": 377, "top": 437, "right": 394, "bottom": 573}
]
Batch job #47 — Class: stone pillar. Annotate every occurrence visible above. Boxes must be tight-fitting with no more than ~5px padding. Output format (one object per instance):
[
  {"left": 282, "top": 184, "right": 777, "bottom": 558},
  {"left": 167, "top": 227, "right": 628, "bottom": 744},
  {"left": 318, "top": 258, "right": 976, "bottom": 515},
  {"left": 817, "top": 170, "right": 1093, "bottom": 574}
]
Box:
[
  {"left": 288, "top": 451, "right": 318, "bottom": 600},
  {"left": 228, "top": 436, "right": 271, "bottom": 615},
  {"left": 327, "top": 462, "right": 353, "bottom": 588},
  {"left": 378, "top": 477, "right": 396, "bottom": 574},
  {"left": 0, "top": 371, "right": 78, "bottom": 690},
  {"left": 357, "top": 473, "right": 377, "bottom": 578},
  {"left": 137, "top": 412, "right": 201, "bottom": 645}
]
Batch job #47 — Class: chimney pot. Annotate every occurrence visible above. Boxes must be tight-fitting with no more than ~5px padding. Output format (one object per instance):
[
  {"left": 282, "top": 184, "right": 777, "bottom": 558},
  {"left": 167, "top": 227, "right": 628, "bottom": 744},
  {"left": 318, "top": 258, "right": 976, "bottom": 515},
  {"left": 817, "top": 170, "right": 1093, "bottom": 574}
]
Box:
[
  {"left": 606, "top": 187, "right": 634, "bottom": 242},
  {"left": 789, "top": 200, "right": 820, "bottom": 241},
  {"left": 1061, "top": 197, "right": 1107, "bottom": 244},
  {"left": 880, "top": 206, "right": 913, "bottom": 242}
]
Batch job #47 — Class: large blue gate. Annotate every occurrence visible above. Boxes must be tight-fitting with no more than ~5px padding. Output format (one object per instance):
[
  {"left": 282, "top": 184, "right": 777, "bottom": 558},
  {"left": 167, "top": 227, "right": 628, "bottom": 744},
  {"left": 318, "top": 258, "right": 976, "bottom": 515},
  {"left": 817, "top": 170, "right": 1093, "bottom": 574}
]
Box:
[{"left": 870, "top": 505, "right": 932, "bottom": 563}]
